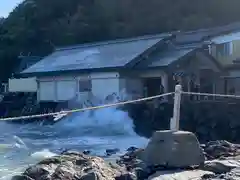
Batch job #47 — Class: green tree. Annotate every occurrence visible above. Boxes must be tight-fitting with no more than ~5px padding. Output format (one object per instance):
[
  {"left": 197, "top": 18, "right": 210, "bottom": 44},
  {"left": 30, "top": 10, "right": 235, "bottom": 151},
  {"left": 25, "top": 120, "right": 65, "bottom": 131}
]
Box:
[{"left": 1, "top": 0, "right": 240, "bottom": 80}]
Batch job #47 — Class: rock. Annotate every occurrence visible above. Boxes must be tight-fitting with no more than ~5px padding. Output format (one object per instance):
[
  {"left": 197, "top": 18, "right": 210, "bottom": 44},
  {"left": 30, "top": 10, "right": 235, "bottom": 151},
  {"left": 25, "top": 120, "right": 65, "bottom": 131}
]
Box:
[
  {"left": 127, "top": 147, "right": 138, "bottom": 152},
  {"left": 228, "top": 167, "right": 240, "bottom": 179},
  {"left": 38, "top": 157, "right": 62, "bottom": 165},
  {"left": 148, "top": 170, "right": 214, "bottom": 180},
  {"left": 203, "top": 159, "right": 240, "bottom": 174},
  {"left": 134, "top": 167, "right": 149, "bottom": 179},
  {"left": 83, "top": 150, "right": 91, "bottom": 155},
  {"left": 115, "top": 172, "right": 137, "bottom": 180},
  {"left": 213, "top": 167, "right": 240, "bottom": 180},
  {"left": 22, "top": 163, "right": 58, "bottom": 179},
  {"left": 14, "top": 151, "right": 130, "bottom": 180},
  {"left": 51, "top": 163, "right": 77, "bottom": 179},
  {"left": 79, "top": 171, "right": 101, "bottom": 180},
  {"left": 106, "top": 148, "right": 120, "bottom": 156},
  {"left": 142, "top": 130, "right": 205, "bottom": 168},
  {"left": 203, "top": 140, "right": 240, "bottom": 160},
  {"left": 117, "top": 148, "right": 146, "bottom": 172},
  {"left": 11, "top": 175, "right": 34, "bottom": 180}
]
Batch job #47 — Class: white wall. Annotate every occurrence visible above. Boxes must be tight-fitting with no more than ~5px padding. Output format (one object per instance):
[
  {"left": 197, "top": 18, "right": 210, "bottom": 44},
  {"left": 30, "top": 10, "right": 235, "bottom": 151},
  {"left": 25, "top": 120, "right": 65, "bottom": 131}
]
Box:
[
  {"left": 91, "top": 72, "right": 120, "bottom": 101},
  {"left": 37, "top": 72, "right": 121, "bottom": 103},
  {"left": 120, "top": 78, "right": 144, "bottom": 99},
  {"left": 56, "top": 80, "right": 77, "bottom": 101},
  {"left": 39, "top": 81, "right": 55, "bottom": 101},
  {"left": 38, "top": 76, "right": 77, "bottom": 102},
  {"left": 8, "top": 77, "right": 37, "bottom": 92},
  {"left": 37, "top": 70, "right": 168, "bottom": 103}
]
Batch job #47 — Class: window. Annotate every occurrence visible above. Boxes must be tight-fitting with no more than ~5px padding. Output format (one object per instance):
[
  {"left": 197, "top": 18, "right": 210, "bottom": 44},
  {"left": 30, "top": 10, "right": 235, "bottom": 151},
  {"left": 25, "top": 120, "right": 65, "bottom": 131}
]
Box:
[
  {"left": 218, "top": 42, "right": 233, "bottom": 56},
  {"left": 79, "top": 80, "right": 92, "bottom": 92}
]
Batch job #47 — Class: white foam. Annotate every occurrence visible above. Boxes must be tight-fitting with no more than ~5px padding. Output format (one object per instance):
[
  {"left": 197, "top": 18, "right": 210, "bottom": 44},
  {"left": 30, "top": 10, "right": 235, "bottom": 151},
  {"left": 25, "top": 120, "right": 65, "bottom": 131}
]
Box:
[
  {"left": 53, "top": 105, "right": 148, "bottom": 154},
  {"left": 30, "top": 149, "right": 57, "bottom": 161}
]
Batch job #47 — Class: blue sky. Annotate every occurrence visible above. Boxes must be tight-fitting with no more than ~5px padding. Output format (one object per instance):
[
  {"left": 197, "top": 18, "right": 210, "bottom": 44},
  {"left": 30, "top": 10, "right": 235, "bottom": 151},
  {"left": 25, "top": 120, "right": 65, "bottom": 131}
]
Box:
[{"left": 0, "top": 0, "right": 23, "bottom": 17}]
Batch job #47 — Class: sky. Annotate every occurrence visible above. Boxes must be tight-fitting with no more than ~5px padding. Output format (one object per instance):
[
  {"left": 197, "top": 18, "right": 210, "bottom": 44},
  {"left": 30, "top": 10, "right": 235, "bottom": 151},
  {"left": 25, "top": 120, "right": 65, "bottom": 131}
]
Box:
[{"left": 0, "top": 0, "right": 23, "bottom": 17}]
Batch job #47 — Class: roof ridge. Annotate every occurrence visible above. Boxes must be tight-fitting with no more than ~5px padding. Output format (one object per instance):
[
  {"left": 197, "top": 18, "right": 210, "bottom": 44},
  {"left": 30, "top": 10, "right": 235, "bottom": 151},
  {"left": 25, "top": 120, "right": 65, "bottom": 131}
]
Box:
[{"left": 56, "top": 33, "right": 172, "bottom": 51}]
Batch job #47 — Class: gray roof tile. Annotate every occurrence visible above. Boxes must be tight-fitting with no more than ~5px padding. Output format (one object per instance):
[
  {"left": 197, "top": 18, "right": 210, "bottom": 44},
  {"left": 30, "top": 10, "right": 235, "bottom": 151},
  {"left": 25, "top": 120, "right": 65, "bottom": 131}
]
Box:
[
  {"left": 136, "top": 47, "right": 194, "bottom": 68},
  {"left": 22, "top": 34, "right": 170, "bottom": 74},
  {"left": 210, "top": 31, "right": 240, "bottom": 44}
]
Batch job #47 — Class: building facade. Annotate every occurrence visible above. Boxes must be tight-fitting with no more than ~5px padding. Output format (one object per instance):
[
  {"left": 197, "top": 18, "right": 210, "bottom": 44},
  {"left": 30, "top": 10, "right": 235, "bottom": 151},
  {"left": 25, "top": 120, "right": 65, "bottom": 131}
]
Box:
[
  {"left": 10, "top": 22, "right": 240, "bottom": 104},
  {"left": 207, "top": 31, "right": 240, "bottom": 95}
]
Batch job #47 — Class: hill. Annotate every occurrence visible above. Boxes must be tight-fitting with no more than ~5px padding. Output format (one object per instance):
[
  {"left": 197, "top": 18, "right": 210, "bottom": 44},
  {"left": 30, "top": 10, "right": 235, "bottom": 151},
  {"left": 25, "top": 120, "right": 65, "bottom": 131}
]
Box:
[{"left": 0, "top": 0, "right": 240, "bottom": 79}]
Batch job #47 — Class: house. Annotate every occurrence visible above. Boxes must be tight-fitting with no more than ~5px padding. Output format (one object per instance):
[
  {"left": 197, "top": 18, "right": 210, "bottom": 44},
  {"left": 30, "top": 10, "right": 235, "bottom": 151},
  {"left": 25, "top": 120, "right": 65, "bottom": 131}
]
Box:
[
  {"left": 171, "top": 22, "right": 240, "bottom": 97},
  {"left": 17, "top": 31, "right": 224, "bottom": 104},
  {"left": 206, "top": 30, "right": 240, "bottom": 95}
]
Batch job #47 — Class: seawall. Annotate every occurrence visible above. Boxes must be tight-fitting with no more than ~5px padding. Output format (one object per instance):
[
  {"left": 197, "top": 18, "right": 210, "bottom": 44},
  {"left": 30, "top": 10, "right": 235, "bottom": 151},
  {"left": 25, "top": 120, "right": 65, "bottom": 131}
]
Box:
[{"left": 127, "top": 100, "right": 240, "bottom": 143}]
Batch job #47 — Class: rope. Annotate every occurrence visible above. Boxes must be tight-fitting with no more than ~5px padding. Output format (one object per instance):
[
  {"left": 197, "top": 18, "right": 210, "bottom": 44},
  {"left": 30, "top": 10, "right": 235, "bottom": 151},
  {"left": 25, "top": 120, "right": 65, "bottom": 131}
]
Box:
[
  {"left": 182, "top": 91, "right": 240, "bottom": 98},
  {"left": 0, "top": 92, "right": 174, "bottom": 121}
]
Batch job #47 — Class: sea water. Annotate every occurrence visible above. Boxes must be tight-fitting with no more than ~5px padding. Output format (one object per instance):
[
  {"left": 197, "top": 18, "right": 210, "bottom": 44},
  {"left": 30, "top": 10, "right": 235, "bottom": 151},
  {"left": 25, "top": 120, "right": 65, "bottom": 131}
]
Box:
[{"left": 0, "top": 107, "right": 148, "bottom": 179}]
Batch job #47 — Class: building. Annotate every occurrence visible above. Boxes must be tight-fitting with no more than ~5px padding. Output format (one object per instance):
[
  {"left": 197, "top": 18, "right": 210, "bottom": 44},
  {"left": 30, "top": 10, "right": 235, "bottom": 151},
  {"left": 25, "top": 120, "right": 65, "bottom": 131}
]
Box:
[
  {"left": 8, "top": 56, "right": 42, "bottom": 93},
  {"left": 172, "top": 22, "right": 240, "bottom": 97},
  {"left": 206, "top": 31, "right": 240, "bottom": 95},
  {"left": 15, "top": 32, "right": 223, "bottom": 104},
  {"left": 8, "top": 21, "right": 240, "bottom": 104}
]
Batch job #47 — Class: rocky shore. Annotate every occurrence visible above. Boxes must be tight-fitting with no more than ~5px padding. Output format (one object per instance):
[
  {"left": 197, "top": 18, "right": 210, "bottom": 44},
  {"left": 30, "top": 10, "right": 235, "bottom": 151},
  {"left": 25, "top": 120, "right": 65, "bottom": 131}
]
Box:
[{"left": 11, "top": 132, "right": 240, "bottom": 180}]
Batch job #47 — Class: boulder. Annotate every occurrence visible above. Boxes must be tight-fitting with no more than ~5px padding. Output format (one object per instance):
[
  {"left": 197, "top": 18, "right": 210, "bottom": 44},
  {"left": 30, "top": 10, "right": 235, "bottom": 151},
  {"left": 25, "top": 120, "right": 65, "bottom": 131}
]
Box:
[
  {"left": 148, "top": 170, "right": 214, "bottom": 180},
  {"left": 213, "top": 167, "right": 240, "bottom": 180},
  {"left": 203, "top": 140, "right": 240, "bottom": 160},
  {"left": 142, "top": 130, "right": 205, "bottom": 168},
  {"left": 12, "top": 151, "right": 132, "bottom": 180},
  {"left": 203, "top": 159, "right": 240, "bottom": 174}
]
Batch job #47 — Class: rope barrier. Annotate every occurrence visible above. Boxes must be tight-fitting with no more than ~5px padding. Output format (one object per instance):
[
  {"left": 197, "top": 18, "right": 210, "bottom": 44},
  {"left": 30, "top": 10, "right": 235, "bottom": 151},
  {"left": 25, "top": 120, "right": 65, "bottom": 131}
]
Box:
[
  {"left": 182, "top": 91, "right": 240, "bottom": 98},
  {"left": 2, "top": 90, "right": 240, "bottom": 122},
  {"left": 0, "top": 92, "right": 174, "bottom": 121}
]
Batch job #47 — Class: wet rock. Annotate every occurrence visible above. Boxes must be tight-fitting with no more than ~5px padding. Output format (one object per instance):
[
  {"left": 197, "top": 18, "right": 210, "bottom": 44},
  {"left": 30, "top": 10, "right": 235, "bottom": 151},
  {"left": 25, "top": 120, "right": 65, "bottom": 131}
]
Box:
[
  {"left": 203, "top": 159, "right": 240, "bottom": 174},
  {"left": 22, "top": 164, "right": 57, "bottom": 179},
  {"left": 211, "top": 167, "right": 240, "bottom": 180},
  {"left": 126, "top": 147, "right": 138, "bottom": 152},
  {"left": 11, "top": 175, "right": 34, "bottom": 180},
  {"left": 13, "top": 151, "right": 129, "bottom": 180},
  {"left": 115, "top": 172, "right": 137, "bottom": 180},
  {"left": 147, "top": 170, "right": 214, "bottom": 180},
  {"left": 51, "top": 163, "right": 77, "bottom": 179},
  {"left": 203, "top": 140, "right": 240, "bottom": 160},
  {"left": 38, "top": 157, "right": 62, "bottom": 165},
  {"left": 142, "top": 130, "right": 205, "bottom": 168},
  {"left": 83, "top": 150, "right": 91, "bottom": 155},
  {"left": 106, "top": 148, "right": 120, "bottom": 156},
  {"left": 117, "top": 148, "right": 146, "bottom": 171},
  {"left": 79, "top": 171, "right": 101, "bottom": 180},
  {"left": 134, "top": 167, "right": 149, "bottom": 179}
]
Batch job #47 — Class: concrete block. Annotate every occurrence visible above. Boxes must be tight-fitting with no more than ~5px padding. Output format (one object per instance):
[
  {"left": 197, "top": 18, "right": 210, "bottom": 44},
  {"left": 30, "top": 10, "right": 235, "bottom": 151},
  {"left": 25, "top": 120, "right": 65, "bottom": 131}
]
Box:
[{"left": 142, "top": 130, "right": 205, "bottom": 168}]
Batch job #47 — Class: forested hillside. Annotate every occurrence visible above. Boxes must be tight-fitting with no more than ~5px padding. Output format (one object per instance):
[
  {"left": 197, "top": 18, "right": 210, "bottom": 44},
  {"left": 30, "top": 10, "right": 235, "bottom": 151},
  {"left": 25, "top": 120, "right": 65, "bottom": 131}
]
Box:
[{"left": 0, "top": 0, "right": 240, "bottom": 79}]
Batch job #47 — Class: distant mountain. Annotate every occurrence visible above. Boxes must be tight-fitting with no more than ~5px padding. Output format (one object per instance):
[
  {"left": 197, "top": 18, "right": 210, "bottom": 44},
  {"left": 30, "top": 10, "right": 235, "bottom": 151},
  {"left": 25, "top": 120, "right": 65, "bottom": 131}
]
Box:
[{"left": 0, "top": 0, "right": 240, "bottom": 80}]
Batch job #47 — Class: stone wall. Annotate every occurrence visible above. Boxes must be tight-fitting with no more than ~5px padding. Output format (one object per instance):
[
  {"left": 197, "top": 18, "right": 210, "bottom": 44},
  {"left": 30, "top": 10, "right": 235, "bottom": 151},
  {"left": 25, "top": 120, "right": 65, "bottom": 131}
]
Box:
[{"left": 127, "top": 100, "right": 240, "bottom": 143}]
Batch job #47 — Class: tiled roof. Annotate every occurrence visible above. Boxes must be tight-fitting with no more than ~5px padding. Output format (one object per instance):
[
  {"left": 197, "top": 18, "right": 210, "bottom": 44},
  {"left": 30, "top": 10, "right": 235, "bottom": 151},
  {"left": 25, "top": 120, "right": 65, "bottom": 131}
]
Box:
[
  {"left": 135, "top": 47, "right": 194, "bottom": 68},
  {"left": 22, "top": 34, "right": 171, "bottom": 74},
  {"left": 175, "top": 21, "right": 240, "bottom": 45},
  {"left": 210, "top": 31, "right": 240, "bottom": 44}
]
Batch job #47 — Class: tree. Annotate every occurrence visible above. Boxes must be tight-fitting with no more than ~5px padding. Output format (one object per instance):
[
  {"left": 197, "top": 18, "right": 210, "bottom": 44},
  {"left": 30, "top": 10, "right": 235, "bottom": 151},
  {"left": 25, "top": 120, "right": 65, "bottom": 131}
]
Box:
[{"left": 1, "top": 0, "right": 240, "bottom": 80}]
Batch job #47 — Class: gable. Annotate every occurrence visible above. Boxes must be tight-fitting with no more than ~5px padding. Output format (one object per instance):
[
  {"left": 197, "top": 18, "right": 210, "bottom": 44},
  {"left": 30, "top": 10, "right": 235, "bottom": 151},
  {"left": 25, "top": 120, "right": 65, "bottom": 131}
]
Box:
[{"left": 169, "top": 50, "right": 222, "bottom": 72}]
